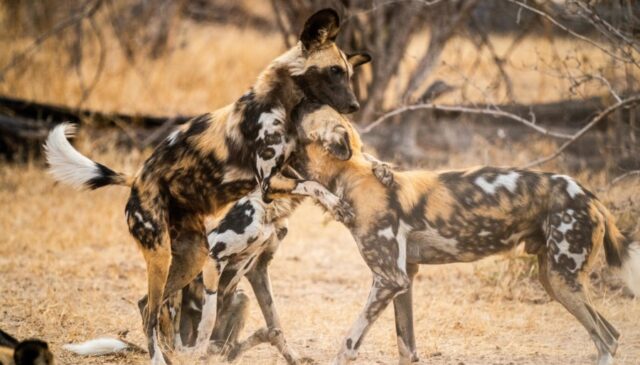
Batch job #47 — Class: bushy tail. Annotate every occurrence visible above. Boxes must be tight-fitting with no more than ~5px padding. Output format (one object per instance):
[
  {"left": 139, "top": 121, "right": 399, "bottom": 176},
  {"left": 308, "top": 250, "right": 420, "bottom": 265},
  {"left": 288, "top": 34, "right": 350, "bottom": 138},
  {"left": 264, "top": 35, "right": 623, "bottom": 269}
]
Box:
[
  {"left": 62, "top": 337, "right": 141, "bottom": 356},
  {"left": 44, "top": 123, "right": 132, "bottom": 190},
  {"left": 596, "top": 201, "right": 640, "bottom": 296}
]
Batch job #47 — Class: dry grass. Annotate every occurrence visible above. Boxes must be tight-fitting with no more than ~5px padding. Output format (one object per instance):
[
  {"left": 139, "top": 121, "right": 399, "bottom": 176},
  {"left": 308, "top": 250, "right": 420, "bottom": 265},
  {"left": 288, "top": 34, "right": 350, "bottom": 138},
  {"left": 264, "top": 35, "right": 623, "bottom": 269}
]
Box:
[
  {"left": 1, "top": 9, "right": 639, "bottom": 365},
  {"left": 1, "top": 157, "right": 639, "bottom": 365}
]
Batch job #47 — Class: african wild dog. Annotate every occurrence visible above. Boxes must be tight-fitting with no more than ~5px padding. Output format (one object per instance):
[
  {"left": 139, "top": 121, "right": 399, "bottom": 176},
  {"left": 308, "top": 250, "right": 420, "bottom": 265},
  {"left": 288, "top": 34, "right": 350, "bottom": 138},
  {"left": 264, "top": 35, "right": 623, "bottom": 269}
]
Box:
[
  {"left": 219, "top": 103, "right": 640, "bottom": 365},
  {"left": 44, "top": 8, "right": 371, "bottom": 364},
  {"left": 0, "top": 329, "right": 54, "bottom": 365}
]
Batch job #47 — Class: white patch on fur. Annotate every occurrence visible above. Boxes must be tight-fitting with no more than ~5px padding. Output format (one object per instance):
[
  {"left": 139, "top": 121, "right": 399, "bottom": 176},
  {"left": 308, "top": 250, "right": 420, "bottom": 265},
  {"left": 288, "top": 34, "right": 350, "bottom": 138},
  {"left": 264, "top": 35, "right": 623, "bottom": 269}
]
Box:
[
  {"left": 555, "top": 239, "right": 587, "bottom": 272},
  {"left": 552, "top": 210, "right": 586, "bottom": 272},
  {"left": 377, "top": 226, "right": 394, "bottom": 240},
  {"left": 474, "top": 171, "right": 520, "bottom": 195},
  {"left": 194, "top": 292, "right": 217, "bottom": 352},
  {"left": 151, "top": 329, "right": 166, "bottom": 365},
  {"left": 63, "top": 338, "right": 129, "bottom": 356},
  {"left": 622, "top": 241, "right": 640, "bottom": 296},
  {"left": 396, "top": 220, "right": 411, "bottom": 273},
  {"left": 166, "top": 129, "right": 180, "bottom": 145},
  {"left": 207, "top": 194, "right": 272, "bottom": 255},
  {"left": 44, "top": 123, "right": 101, "bottom": 189},
  {"left": 479, "top": 230, "right": 492, "bottom": 237},
  {"left": 256, "top": 107, "right": 288, "bottom": 180},
  {"left": 552, "top": 174, "right": 584, "bottom": 198}
]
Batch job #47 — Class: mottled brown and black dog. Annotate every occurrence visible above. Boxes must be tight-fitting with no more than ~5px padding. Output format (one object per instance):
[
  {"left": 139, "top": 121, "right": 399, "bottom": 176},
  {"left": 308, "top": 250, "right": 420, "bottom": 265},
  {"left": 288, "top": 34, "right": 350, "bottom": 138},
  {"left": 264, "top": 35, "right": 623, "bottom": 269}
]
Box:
[
  {"left": 44, "top": 9, "right": 371, "bottom": 364},
  {"left": 204, "top": 103, "right": 639, "bottom": 365},
  {"left": 0, "top": 329, "right": 53, "bottom": 365}
]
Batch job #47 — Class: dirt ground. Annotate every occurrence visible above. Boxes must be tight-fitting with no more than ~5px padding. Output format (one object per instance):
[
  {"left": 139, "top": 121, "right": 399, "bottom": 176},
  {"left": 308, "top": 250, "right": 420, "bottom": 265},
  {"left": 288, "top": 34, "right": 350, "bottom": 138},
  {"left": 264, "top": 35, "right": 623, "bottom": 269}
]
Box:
[
  {"left": 1, "top": 163, "right": 639, "bottom": 365},
  {"left": 1, "top": 5, "right": 639, "bottom": 364}
]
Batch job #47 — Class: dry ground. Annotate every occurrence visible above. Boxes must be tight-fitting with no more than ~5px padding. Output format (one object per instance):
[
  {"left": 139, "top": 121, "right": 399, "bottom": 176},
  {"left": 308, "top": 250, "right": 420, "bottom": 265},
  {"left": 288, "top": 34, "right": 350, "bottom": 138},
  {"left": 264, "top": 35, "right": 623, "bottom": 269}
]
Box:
[
  {"left": 1, "top": 6, "right": 640, "bottom": 365},
  {"left": 1, "top": 161, "right": 639, "bottom": 365}
]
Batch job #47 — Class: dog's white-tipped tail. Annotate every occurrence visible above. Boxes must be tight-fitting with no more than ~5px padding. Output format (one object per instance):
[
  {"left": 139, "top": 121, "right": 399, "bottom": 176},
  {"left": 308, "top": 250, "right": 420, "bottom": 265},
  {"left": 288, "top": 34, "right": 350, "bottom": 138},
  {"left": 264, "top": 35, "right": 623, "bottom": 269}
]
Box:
[
  {"left": 44, "top": 123, "right": 131, "bottom": 189},
  {"left": 62, "top": 338, "right": 130, "bottom": 356},
  {"left": 622, "top": 241, "right": 640, "bottom": 297}
]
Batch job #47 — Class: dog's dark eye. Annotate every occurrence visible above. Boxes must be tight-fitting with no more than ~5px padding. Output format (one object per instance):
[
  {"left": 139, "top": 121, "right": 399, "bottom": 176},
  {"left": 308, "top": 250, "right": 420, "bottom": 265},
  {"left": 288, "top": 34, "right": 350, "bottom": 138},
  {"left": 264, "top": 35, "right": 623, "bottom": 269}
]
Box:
[{"left": 330, "top": 66, "right": 344, "bottom": 75}]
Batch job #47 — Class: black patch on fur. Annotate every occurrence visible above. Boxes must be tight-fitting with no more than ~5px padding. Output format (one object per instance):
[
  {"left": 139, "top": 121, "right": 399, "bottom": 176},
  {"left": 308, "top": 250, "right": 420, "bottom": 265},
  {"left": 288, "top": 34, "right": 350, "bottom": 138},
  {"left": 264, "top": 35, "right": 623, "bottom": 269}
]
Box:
[
  {"left": 211, "top": 242, "right": 227, "bottom": 258},
  {"left": 87, "top": 162, "right": 120, "bottom": 190},
  {"left": 243, "top": 256, "right": 256, "bottom": 270},
  {"left": 293, "top": 64, "right": 359, "bottom": 114},
  {"left": 0, "top": 329, "right": 19, "bottom": 348},
  {"left": 276, "top": 226, "right": 288, "bottom": 240},
  {"left": 346, "top": 338, "right": 352, "bottom": 350},
  {"left": 184, "top": 114, "right": 210, "bottom": 137},
  {"left": 216, "top": 200, "right": 255, "bottom": 235},
  {"left": 125, "top": 187, "right": 163, "bottom": 250},
  {"left": 14, "top": 340, "right": 50, "bottom": 365}
]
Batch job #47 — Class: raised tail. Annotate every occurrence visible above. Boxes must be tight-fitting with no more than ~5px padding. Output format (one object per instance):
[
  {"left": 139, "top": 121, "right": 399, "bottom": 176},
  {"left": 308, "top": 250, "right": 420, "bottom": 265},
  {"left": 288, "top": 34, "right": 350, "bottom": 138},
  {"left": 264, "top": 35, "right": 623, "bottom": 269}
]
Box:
[
  {"left": 44, "top": 123, "right": 132, "bottom": 190},
  {"left": 596, "top": 201, "right": 640, "bottom": 296}
]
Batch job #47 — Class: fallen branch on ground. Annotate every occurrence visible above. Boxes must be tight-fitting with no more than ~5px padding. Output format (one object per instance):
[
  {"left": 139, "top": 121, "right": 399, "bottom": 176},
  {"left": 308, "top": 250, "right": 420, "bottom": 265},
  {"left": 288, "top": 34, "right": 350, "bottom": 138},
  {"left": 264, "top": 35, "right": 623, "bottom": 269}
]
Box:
[
  {"left": 523, "top": 95, "right": 640, "bottom": 168},
  {"left": 361, "top": 103, "right": 573, "bottom": 139}
]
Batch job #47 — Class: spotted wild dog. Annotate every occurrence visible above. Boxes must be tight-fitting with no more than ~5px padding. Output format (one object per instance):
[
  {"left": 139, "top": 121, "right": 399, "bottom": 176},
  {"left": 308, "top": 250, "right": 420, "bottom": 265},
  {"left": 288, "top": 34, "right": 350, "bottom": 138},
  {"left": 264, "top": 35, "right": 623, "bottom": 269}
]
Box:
[
  {"left": 44, "top": 8, "right": 372, "bottom": 364},
  {"left": 152, "top": 100, "right": 387, "bottom": 363},
  {"left": 216, "top": 103, "right": 640, "bottom": 365},
  {"left": 0, "top": 329, "right": 54, "bottom": 365}
]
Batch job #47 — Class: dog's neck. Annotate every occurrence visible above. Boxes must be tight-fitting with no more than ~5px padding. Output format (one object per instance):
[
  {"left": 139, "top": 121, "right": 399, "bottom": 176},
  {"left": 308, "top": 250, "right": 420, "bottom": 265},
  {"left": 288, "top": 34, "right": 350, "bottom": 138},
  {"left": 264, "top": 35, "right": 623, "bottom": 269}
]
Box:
[{"left": 252, "top": 44, "right": 306, "bottom": 115}]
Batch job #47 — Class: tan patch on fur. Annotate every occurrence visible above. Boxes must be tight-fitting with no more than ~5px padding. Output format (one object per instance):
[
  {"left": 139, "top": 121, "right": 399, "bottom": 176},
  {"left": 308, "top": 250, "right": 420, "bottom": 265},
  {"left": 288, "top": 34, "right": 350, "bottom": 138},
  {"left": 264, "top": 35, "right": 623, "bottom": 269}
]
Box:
[
  {"left": 304, "top": 43, "right": 348, "bottom": 73},
  {"left": 195, "top": 107, "right": 232, "bottom": 161},
  {"left": 0, "top": 346, "right": 15, "bottom": 365}
]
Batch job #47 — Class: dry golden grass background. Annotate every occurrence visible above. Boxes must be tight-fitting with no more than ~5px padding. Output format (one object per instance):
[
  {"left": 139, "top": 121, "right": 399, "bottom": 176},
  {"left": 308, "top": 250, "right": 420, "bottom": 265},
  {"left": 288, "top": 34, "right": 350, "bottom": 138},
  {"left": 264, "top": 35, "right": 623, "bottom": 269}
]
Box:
[{"left": 1, "top": 6, "right": 639, "bottom": 365}]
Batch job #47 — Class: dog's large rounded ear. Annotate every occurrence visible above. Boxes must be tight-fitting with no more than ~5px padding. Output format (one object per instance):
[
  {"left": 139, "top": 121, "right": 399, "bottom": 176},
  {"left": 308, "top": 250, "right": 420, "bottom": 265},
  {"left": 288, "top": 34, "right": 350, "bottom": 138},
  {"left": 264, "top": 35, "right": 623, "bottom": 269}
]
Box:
[
  {"left": 348, "top": 52, "right": 372, "bottom": 68},
  {"left": 14, "top": 340, "right": 53, "bottom": 365},
  {"left": 323, "top": 126, "right": 352, "bottom": 161},
  {"left": 300, "top": 9, "right": 340, "bottom": 52}
]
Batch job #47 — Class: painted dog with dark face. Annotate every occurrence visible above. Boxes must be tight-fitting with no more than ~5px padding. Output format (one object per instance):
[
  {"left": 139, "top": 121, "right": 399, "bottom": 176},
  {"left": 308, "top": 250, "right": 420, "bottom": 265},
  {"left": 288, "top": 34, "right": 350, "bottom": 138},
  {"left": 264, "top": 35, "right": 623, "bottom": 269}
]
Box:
[
  {"left": 300, "top": 105, "right": 640, "bottom": 365},
  {"left": 0, "top": 329, "right": 53, "bottom": 365},
  {"left": 44, "top": 9, "right": 371, "bottom": 364},
  {"left": 203, "top": 103, "right": 640, "bottom": 365}
]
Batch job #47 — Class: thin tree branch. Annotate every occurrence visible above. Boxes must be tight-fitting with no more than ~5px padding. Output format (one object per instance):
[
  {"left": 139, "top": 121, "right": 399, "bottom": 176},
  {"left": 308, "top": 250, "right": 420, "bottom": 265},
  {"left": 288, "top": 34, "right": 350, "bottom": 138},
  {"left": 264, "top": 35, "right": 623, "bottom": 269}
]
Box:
[
  {"left": 523, "top": 95, "right": 640, "bottom": 168},
  {"left": 610, "top": 170, "right": 640, "bottom": 187},
  {"left": 361, "top": 103, "right": 573, "bottom": 139},
  {"left": 0, "top": 0, "right": 103, "bottom": 81},
  {"left": 506, "top": 0, "right": 635, "bottom": 65}
]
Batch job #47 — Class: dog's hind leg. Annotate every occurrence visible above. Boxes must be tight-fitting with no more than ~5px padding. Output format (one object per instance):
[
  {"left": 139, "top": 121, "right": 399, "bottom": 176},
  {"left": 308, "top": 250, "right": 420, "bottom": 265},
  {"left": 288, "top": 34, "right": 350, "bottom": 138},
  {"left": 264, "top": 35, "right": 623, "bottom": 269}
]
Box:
[
  {"left": 538, "top": 253, "right": 618, "bottom": 365},
  {"left": 140, "top": 234, "right": 173, "bottom": 365},
  {"left": 393, "top": 263, "right": 419, "bottom": 364}
]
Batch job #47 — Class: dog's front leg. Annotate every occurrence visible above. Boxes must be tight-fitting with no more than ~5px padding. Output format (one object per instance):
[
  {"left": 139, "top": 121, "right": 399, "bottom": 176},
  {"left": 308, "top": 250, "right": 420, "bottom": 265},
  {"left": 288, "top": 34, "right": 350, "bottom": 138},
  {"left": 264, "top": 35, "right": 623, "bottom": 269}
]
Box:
[
  {"left": 393, "top": 263, "right": 419, "bottom": 364},
  {"left": 333, "top": 274, "right": 409, "bottom": 365},
  {"left": 266, "top": 174, "right": 354, "bottom": 225},
  {"left": 334, "top": 226, "right": 411, "bottom": 365}
]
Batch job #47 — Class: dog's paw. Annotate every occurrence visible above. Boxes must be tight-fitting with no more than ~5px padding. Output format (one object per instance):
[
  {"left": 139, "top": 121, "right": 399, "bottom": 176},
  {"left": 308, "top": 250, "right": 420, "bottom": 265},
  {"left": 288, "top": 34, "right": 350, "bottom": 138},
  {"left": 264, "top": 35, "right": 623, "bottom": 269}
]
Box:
[
  {"left": 372, "top": 161, "right": 394, "bottom": 187},
  {"left": 333, "top": 199, "right": 355, "bottom": 226},
  {"left": 225, "top": 345, "right": 242, "bottom": 362}
]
